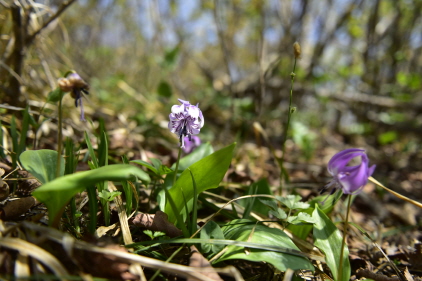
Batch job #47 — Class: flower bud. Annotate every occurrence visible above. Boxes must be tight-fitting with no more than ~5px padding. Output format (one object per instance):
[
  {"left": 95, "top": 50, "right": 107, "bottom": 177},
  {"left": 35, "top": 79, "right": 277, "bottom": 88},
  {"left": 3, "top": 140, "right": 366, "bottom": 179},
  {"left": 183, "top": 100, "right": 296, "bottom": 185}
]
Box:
[{"left": 293, "top": 42, "right": 301, "bottom": 59}]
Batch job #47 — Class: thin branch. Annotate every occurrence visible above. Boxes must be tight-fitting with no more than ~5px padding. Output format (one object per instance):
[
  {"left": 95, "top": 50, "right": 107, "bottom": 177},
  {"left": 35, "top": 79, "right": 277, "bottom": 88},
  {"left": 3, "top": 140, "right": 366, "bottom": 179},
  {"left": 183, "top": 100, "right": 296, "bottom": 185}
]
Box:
[{"left": 26, "top": 0, "right": 77, "bottom": 45}]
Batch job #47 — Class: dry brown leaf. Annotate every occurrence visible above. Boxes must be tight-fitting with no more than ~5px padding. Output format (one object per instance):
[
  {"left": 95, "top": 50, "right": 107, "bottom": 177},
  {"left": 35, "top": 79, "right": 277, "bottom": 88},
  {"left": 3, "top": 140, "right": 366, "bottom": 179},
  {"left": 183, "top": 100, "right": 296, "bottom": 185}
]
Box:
[
  {"left": 187, "top": 245, "right": 223, "bottom": 281},
  {"left": 0, "top": 196, "right": 37, "bottom": 220},
  {"left": 130, "top": 211, "right": 183, "bottom": 238},
  {"left": 404, "top": 267, "right": 414, "bottom": 281}
]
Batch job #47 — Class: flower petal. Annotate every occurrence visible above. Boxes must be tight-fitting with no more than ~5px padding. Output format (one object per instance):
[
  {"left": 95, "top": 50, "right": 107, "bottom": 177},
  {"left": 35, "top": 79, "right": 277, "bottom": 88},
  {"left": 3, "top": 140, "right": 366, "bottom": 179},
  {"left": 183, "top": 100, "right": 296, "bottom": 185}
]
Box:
[
  {"left": 328, "top": 149, "right": 365, "bottom": 175},
  {"left": 338, "top": 161, "right": 369, "bottom": 194}
]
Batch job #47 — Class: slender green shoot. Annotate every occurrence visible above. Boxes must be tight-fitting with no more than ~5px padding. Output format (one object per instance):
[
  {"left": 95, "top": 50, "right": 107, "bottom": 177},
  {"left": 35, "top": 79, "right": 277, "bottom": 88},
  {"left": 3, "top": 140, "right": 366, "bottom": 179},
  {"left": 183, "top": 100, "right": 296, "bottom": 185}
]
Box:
[
  {"left": 87, "top": 186, "right": 98, "bottom": 234},
  {"left": 279, "top": 51, "right": 298, "bottom": 194},
  {"left": 65, "top": 138, "right": 80, "bottom": 234},
  {"left": 172, "top": 147, "right": 182, "bottom": 185},
  {"left": 55, "top": 92, "right": 63, "bottom": 179},
  {"left": 338, "top": 194, "right": 352, "bottom": 281},
  {"left": 189, "top": 169, "right": 198, "bottom": 237}
]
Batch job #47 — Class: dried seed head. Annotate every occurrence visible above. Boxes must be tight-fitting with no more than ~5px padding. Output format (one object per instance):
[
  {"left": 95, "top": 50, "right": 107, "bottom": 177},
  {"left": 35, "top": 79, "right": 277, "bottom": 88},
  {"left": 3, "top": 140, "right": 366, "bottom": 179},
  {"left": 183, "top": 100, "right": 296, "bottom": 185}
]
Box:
[{"left": 293, "top": 42, "right": 301, "bottom": 59}]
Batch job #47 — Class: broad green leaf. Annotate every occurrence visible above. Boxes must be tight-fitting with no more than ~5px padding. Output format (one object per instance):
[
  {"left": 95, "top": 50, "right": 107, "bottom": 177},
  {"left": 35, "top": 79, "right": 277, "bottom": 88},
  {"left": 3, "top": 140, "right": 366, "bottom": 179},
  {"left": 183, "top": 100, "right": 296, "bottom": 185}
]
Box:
[
  {"left": 32, "top": 164, "right": 150, "bottom": 225},
  {"left": 313, "top": 206, "right": 350, "bottom": 281},
  {"left": 200, "top": 221, "right": 225, "bottom": 253},
  {"left": 216, "top": 219, "right": 314, "bottom": 271},
  {"left": 171, "top": 143, "right": 214, "bottom": 172},
  {"left": 288, "top": 191, "right": 342, "bottom": 240},
  {"left": 20, "top": 150, "right": 65, "bottom": 184},
  {"left": 165, "top": 143, "right": 234, "bottom": 223}
]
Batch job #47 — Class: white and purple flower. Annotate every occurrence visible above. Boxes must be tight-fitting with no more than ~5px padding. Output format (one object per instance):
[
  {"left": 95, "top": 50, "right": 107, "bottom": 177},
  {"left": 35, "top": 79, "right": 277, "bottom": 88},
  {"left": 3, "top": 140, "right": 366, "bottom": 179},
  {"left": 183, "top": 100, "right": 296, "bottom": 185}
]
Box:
[
  {"left": 323, "top": 148, "right": 376, "bottom": 195},
  {"left": 168, "top": 99, "right": 204, "bottom": 148}
]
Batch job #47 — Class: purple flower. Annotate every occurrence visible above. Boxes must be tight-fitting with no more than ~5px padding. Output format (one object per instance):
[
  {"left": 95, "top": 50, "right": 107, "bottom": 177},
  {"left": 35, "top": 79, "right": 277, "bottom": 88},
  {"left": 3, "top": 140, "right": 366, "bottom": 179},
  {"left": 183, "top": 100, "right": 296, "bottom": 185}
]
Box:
[
  {"left": 168, "top": 99, "right": 204, "bottom": 148},
  {"left": 182, "top": 135, "right": 201, "bottom": 153},
  {"left": 323, "top": 148, "right": 376, "bottom": 195}
]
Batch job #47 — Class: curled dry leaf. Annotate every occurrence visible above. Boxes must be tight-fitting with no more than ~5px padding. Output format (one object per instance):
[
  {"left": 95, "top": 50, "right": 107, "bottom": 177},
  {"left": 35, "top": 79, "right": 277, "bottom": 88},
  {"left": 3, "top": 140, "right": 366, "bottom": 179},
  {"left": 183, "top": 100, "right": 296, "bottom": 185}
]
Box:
[
  {"left": 188, "top": 245, "right": 223, "bottom": 281},
  {"left": 130, "top": 211, "right": 183, "bottom": 238}
]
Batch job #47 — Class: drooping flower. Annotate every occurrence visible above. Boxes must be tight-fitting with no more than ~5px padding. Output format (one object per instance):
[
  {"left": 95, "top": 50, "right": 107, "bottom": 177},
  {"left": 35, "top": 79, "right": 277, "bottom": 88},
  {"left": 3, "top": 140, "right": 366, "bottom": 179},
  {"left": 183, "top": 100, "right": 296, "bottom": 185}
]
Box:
[
  {"left": 182, "top": 135, "right": 201, "bottom": 153},
  {"left": 168, "top": 99, "right": 204, "bottom": 148},
  {"left": 58, "top": 72, "right": 89, "bottom": 121},
  {"left": 322, "top": 148, "right": 376, "bottom": 195}
]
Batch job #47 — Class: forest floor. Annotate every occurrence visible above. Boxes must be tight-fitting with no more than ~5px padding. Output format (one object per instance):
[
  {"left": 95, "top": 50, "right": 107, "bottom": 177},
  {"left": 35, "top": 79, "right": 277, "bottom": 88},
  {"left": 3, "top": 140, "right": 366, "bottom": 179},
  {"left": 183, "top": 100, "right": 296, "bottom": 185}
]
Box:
[{"left": 1, "top": 125, "right": 421, "bottom": 281}]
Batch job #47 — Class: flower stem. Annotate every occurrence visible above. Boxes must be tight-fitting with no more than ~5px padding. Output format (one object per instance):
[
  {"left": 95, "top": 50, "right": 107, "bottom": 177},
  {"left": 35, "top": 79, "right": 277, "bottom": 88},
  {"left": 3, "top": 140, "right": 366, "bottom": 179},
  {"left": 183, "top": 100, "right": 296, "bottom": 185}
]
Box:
[
  {"left": 279, "top": 57, "right": 297, "bottom": 195},
  {"left": 338, "top": 194, "right": 352, "bottom": 281},
  {"left": 55, "top": 93, "right": 63, "bottom": 179},
  {"left": 173, "top": 146, "right": 182, "bottom": 186}
]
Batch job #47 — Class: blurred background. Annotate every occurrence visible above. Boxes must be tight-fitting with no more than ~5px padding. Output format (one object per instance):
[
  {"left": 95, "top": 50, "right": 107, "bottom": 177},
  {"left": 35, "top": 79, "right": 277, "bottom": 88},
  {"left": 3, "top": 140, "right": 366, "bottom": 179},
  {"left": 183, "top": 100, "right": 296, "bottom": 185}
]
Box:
[{"left": 1, "top": 0, "right": 421, "bottom": 185}]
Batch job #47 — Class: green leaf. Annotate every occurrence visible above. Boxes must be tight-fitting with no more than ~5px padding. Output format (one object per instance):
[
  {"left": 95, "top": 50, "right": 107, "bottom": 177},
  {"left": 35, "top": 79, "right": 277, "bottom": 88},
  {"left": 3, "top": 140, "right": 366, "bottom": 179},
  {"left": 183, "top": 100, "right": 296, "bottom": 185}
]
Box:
[
  {"left": 0, "top": 120, "right": 5, "bottom": 159},
  {"left": 98, "top": 190, "right": 121, "bottom": 201},
  {"left": 240, "top": 179, "right": 273, "bottom": 217},
  {"left": 276, "top": 195, "right": 310, "bottom": 210},
  {"left": 32, "top": 164, "right": 150, "bottom": 225},
  {"left": 20, "top": 150, "right": 65, "bottom": 184},
  {"left": 313, "top": 206, "right": 350, "bottom": 281},
  {"left": 165, "top": 143, "right": 235, "bottom": 223},
  {"left": 47, "top": 88, "right": 66, "bottom": 103},
  {"left": 18, "top": 107, "right": 30, "bottom": 156},
  {"left": 85, "top": 132, "right": 99, "bottom": 168},
  {"left": 287, "top": 212, "right": 315, "bottom": 224},
  {"left": 171, "top": 143, "right": 214, "bottom": 172},
  {"left": 269, "top": 208, "right": 287, "bottom": 220},
  {"left": 200, "top": 221, "right": 225, "bottom": 253},
  {"left": 288, "top": 191, "right": 342, "bottom": 240},
  {"left": 157, "top": 80, "right": 172, "bottom": 97},
  {"left": 131, "top": 159, "right": 158, "bottom": 175},
  {"left": 216, "top": 219, "right": 314, "bottom": 271},
  {"left": 10, "top": 116, "right": 18, "bottom": 168},
  {"left": 259, "top": 199, "right": 278, "bottom": 211}
]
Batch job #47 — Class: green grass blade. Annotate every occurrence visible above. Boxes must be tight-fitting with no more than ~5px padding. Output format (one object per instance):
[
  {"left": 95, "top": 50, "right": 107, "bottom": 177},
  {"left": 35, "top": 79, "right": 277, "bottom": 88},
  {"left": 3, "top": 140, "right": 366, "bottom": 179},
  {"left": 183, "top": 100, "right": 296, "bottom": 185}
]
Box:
[
  {"left": 87, "top": 186, "right": 98, "bottom": 234},
  {"left": 10, "top": 116, "right": 18, "bottom": 168},
  {"left": 17, "top": 106, "right": 30, "bottom": 155},
  {"left": 122, "top": 155, "right": 133, "bottom": 215},
  {"left": 84, "top": 131, "right": 99, "bottom": 168},
  {"left": 0, "top": 120, "right": 5, "bottom": 159},
  {"left": 188, "top": 169, "right": 198, "bottom": 237},
  {"left": 127, "top": 238, "right": 324, "bottom": 262}
]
